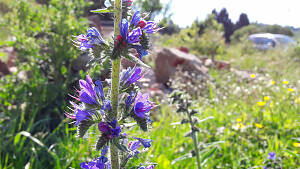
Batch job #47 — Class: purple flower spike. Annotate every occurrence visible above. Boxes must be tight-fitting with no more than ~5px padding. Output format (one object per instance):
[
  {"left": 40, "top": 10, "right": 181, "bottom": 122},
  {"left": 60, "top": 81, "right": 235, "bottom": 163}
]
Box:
[
  {"left": 268, "top": 152, "right": 276, "bottom": 160},
  {"left": 134, "top": 137, "right": 153, "bottom": 148},
  {"left": 128, "top": 141, "right": 141, "bottom": 151},
  {"left": 134, "top": 92, "right": 154, "bottom": 119},
  {"left": 127, "top": 27, "right": 142, "bottom": 44}
]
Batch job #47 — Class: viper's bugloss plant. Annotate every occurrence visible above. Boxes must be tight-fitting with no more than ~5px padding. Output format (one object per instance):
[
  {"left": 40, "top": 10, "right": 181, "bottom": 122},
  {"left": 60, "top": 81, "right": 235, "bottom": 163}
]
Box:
[
  {"left": 169, "top": 90, "right": 221, "bottom": 169},
  {"left": 65, "top": 0, "right": 160, "bottom": 168}
]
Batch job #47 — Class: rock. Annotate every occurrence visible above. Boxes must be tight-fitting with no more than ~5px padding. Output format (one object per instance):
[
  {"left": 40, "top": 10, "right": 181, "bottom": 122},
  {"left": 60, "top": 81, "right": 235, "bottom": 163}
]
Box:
[
  {"left": 179, "top": 46, "right": 189, "bottom": 53},
  {"left": 0, "top": 60, "right": 10, "bottom": 77},
  {"left": 155, "top": 48, "right": 208, "bottom": 83}
]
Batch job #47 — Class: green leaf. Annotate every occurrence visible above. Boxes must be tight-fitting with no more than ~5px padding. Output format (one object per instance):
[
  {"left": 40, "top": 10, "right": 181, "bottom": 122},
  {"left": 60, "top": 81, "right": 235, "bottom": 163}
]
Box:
[
  {"left": 77, "top": 120, "right": 94, "bottom": 138},
  {"left": 200, "top": 147, "right": 218, "bottom": 165},
  {"left": 14, "top": 133, "right": 22, "bottom": 145},
  {"left": 18, "top": 131, "right": 45, "bottom": 147},
  {"left": 96, "top": 136, "right": 108, "bottom": 151},
  {"left": 112, "top": 138, "right": 128, "bottom": 152},
  {"left": 60, "top": 66, "right": 67, "bottom": 75},
  {"left": 123, "top": 54, "right": 151, "bottom": 69},
  {"left": 171, "top": 153, "right": 192, "bottom": 165},
  {"left": 91, "top": 7, "right": 114, "bottom": 13},
  {"left": 285, "top": 149, "right": 300, "bottom": 157}
]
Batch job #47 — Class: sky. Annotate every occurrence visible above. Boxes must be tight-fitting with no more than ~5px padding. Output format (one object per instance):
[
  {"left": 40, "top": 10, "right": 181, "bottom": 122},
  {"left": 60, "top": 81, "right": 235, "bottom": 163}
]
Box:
[{"left": 156, "top": 0, "right": 300, "bottom": 28}]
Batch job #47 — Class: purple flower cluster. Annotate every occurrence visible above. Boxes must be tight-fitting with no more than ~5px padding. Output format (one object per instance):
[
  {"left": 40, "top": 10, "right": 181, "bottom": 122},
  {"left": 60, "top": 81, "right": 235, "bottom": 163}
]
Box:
[
  {"left": 267, "top": 152, "right": 276, "bottom": 160},
  {"left": 80, "top": 147, "right": 110, "bottom": 169},
  {"left": 73, "top": 27, "right": 105, "bottom": 51},
  {"left": 98, "top": 119, "right": 121, "bottom": 140},
  {"left": 65, "top": 75, "right": 111, "bottom": 125},
  {"left": 120, "top": 66, "right": 144, "bottom": 87},
  {"left": 116, "top": 11, "right": 161, "bottom": 59},
  {"left": 124, "top": 136, "right": 153, "bottom": 159}
]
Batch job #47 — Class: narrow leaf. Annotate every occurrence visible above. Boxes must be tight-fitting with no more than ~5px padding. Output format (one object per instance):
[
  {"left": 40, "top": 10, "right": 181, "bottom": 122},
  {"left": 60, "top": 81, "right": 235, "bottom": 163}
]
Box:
[
  {"left": 77, "top": 120, "right": 94, "bottom": 138},
  {"left": 91, "top": 8, "right": 114, "bottom": 13},
  {"left": 197, "top": 116, "right": 214, "bottom": 124},
  {"left": 171, "top": 153, "right": 192, "bottom": 165},
  {"left": 19, "top": 131, "right": 45, "bottom": 147},
  {"left": 112, "top": 138, "right": 128, "bottom": 152},
  {"left": 123, "top": 54, "right": 151, "bottom": 69},
  {"left": 200, "top": 147, "right": 218, "bottom": 165},
  {"left": 96, "top": 136, "right": 108, "bottom": 151}
]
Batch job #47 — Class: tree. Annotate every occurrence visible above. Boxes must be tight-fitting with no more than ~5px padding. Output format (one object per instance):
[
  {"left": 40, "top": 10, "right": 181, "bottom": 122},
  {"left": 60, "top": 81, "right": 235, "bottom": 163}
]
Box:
[
  {"left": 235, "top": 13, "right": 249, "bottom": 30},
  {"left": 212, "top": 8, "right": 234, "bottom": 43}
]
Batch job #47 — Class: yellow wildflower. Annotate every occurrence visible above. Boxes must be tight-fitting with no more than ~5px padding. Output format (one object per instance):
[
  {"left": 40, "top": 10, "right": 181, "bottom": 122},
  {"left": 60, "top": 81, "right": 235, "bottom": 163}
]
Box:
[
  {"left": 270, "top": 80, "right": 275, "bottom": 85},
  {"left": 236, "top": 118, "right": 242, "bottom": 122},
  {"left": 264, "top": 96, "right": 270, "bottom": 101},
  {"left": 283, "top": 80, "right": 289, "bottom": 85},
  {"left": 295, "top": 97, "right": 300, "bottom": 104},
  {"left": 257, "top": 101, "right": 266, "bottom": 107},
  {"left": 254, "top": 123, "right": 263, "bottom": 128},
  {"left": 250, "top": 74, "right": 256, "bottom": 78},
  {"left": 287, "top": 88, "right": 294, "bottom": 92},
  {"left": 293, "top": 142, "right": 300, "bottom": 148}
]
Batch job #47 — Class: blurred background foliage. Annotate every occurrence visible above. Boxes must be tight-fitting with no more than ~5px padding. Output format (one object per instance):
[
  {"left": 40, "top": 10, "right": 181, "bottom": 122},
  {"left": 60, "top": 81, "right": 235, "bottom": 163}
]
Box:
[{"left": 0, "top": 0, "right": 299, "bottom": 168}]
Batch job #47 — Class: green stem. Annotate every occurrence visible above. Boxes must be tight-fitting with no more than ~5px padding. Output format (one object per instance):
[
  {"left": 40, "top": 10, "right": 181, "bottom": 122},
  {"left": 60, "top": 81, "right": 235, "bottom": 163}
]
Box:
[
  {"left": 186, "top": 107, "right": 201, "bottom": 169},
  {"left": 109, "top": 0, "right": 122, "bottom": 168}
]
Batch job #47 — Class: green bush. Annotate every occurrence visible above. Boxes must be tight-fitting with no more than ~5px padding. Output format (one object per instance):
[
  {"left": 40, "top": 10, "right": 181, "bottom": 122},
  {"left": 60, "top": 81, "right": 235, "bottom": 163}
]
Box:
[{"left": 0, "top": 0, "right": 90, "bottom": 168}]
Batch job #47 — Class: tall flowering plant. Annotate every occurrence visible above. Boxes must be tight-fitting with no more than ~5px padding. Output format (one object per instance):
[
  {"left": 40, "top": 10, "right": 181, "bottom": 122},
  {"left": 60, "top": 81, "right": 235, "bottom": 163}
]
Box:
[{"left": 66, "top": 0, "right": 161, "bottom": 168}]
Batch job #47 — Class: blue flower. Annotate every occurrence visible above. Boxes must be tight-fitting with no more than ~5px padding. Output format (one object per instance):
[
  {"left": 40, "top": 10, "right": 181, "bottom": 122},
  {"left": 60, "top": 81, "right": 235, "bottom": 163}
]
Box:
[
  {"left": 137, "top": 165, "right": 155, "bottom": 169},
  {"left": 74, "top": 27, "right": 105, "bottom": 51},
  {"left": 131, "top": 11, "right": 141, "bottom": 26},
  {"left": 98, "top": 119, "right": 121, "bottom": 139},
  {"left": 101, "top": 99, "right": 112, "bottom": 111},
  {"left": 134, "top": 137, "right": 153, "bottom": 148},
  {"left": 75, "top": 109, "right": 93, "bottom": 125},
  {"left": 134, "top": 92, "right": 153, "bottom": 119},
  {"left": 268, "top": 152, "right": 276, "bottom": 160},
  {"left": 95, "top": 80, "right": 104, "bottom": 99},
  {"left": 127, "top": 140, "right": 141, "bottom": 158},
  {"left": 119, "top": 19, "right": 142, "bottom": 44},
  {"left": 125, "top": 91, "right": 136, "bottom": 108},
  {"left": 132, "top": 45, "right": 148, "bottom": 59},
  {"left": 143, "top": 21, "right": 161, "bottom": 34},
  {"left": 120, "top": 67, "right": 143, "bottom": 87},
  {"left": 80, "top": 149, "right": 110, "bottom": 169},
  {"left": 127, "top": 27, "right": 142, "bottom": 44}
]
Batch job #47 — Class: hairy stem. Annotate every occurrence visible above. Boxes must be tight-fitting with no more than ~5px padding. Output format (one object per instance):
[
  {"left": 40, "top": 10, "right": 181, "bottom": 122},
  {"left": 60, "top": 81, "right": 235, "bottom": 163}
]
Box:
[
  {"left": 109, "top": 0, "right": 122, "bottom": 168},
  {"left": 186, "top": 103, "right": 201, "bottom": 169}
]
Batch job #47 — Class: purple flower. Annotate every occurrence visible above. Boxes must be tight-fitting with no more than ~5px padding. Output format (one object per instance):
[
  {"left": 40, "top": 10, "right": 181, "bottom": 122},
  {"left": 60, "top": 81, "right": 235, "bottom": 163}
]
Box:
[
  {"left": 132, "top": 45, "right": 148, "bottom": 59},
  {"left": 74, "top": 27, "right": 105, "bottom": 51},
  {"left": 120, "top": 67, "right": 143, "bottom": 86},
  {"left": 127, "top": 27, "right": 142, "bottom": 44},
  {"left": 138, "top": 165, "right": 155, "bottom": 169},
  {"left": 134, "top": 92, "right": 154, "bottom": 119},
  {"left": 98, "top": 119, "right": 121, "bottom": 139},
  {"left": 127, "top": 140, "right": 141, "bottom": 158},
  {"left": 80, "top": 154, "right": 110, "bottom": 169},
  {"left": 77, "top": 75, "right": 99, "bottom": 106},
  {"left": 119, "top": 19, "right": 142, "bottom": 44},
  {"left": 134, "top": 137, "right": 153, "bottom": 148},
  {"left": 75, "top": 109, "right": 93, "bottom": 125},
  {"left": 131, "top": 11, "right": 141, "bottom": 26},
  {"left": 143, "top": 21, "right": 162, "bottom": 34},
  {"left": 95, "top": 80, "right": 104, "bottom": 99},
  {"left": 268, "top": 152, "right": 276, "bottom": 160},
  {"left": 101, "top": 99, "right": 112, "bottom": 111},
  {"left": 125, "top": 91, "right": 136, "bottom": 108}
]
